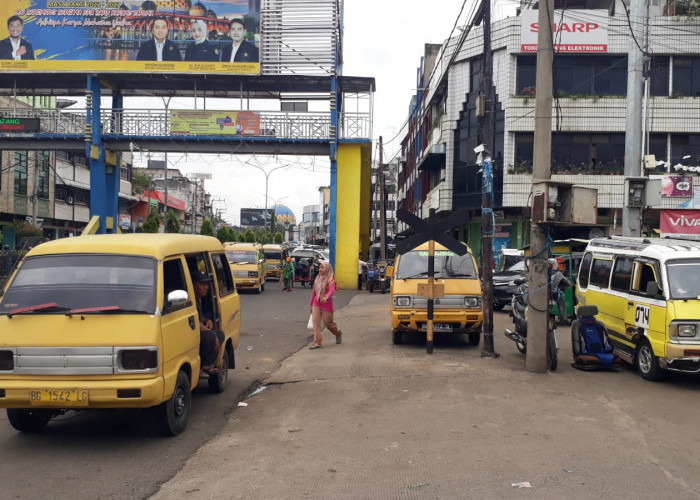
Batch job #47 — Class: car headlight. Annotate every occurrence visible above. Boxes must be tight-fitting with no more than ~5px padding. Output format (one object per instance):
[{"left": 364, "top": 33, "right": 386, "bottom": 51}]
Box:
[
  {"left": 394, "top": 296, "right": 411, "bottom": 307},
  {"left": 464, "top": 296, "right": 481, "bottom": 308},
  {"left": 248, "top": 271, "right": 258, "bottom": 277},
  {"left": 117, "top": 348, "right": 158, "bottom": 371},
  {"left": 678, "top": 324, "right": 697, "bottom": 337}
]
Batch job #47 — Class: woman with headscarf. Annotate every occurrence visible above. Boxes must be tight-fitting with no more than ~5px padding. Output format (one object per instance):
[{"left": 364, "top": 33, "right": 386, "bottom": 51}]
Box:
[
  {"left": 184, "top": 20, "right": 218, "bottom": 62},
  {"left": 308, "top": 261, "right": 343, "bottom": 349}
]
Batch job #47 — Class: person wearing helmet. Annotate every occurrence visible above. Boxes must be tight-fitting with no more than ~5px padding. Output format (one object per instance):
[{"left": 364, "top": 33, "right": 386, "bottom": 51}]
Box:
[{"left": 282, "top": 256, "right": 295, "bottom": 292}]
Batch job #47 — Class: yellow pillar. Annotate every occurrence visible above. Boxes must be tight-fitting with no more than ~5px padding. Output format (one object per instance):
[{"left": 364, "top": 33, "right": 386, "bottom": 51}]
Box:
[{"left": 335, "top": 142, "right": 371, "bottom": 289}]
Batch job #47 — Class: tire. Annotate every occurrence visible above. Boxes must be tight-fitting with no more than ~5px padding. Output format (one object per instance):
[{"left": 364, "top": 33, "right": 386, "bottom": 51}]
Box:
[
  {"left": 159, "top": 370, "right": 191, "bottom": 436},
  {"left": 636, "top": 339, "right": 665, "bottom": 381},
  {"left": 547, "top": 327, "right": 558, "bottom": 371},
  {"left": 6, "top": 408, "right": 52, "bottom": 432},
  {"left": 468, "top": 332, "right": 481, "bottom": 346},
  {"left": 208, "top": 348, "right": 229, "bottom": 394},
  {"left": 392, "top": 330, "right": 402, "bottom": 345},
  {"left": 261, "top": 281, "right": 265, "bottom": 292},
  {"left": 493, "top": 302, "right": 505, "bottom": 311},
  {"left": 380, "top": 281, "right": 387, "bottom": 294},
  {"left": 256, "top": 281, "right": 262, "bottom": 294},
  {"left": 516, "top": 341, "right": 527, "bottom": 354}
]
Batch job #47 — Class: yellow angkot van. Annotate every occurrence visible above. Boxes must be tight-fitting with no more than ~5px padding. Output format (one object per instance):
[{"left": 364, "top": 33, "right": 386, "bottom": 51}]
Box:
[
  {"left": 389, "top": 241, "right": 483, "bottom": 346},
  {"left": 224, "top": 242, "right": 266, "bottom": 293},
  {"left": 0, "top": 234, "right": 240, "bottom": 435}
]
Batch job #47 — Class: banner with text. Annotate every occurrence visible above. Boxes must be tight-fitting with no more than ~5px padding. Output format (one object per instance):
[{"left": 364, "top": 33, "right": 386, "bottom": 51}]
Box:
[
  {"left": 660, "top": 209, "right": 700, "bottom": 238},
  {"left": 170, "top": 110, "right": 261, "bottom": 136},
  {"left": 521, "top": 10, "right": 608, "bottom": 53},
  {"left": 0, "top": 0, "right": 260, "bottom": 74}
]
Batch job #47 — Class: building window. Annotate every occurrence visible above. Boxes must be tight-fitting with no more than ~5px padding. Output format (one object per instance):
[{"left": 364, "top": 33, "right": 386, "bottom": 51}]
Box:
[
  {"left": 671, "top": 134, "right": 700, "bottom": 166},
  {"left": 14, "top": 151, "right": 28, "bottom": 196},
  {"left": 672, "top": 57, "right": 700, "bottom": 97},
  {"left": 36, "top": 151, "right": 50, "bottom": 199},
  {"left": 650, "top": 56, "right": 669, "bottom": 96},
  {"left": 514, "top": 133, "right": 625, "bottom": 174}
]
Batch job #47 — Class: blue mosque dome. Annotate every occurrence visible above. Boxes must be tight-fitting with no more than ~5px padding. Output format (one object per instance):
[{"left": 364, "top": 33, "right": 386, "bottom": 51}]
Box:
[{"left": 273, "top": 205, "right": 296, "bottom": 225}]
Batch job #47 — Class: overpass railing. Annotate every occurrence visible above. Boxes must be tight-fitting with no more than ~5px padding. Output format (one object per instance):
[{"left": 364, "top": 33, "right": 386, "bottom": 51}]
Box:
[{"left": 0, "top": 108, "right": 371, "bottom": 141}]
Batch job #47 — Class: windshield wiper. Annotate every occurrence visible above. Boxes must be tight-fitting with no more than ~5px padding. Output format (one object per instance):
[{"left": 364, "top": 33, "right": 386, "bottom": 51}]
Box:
[
  {"left": 444, "top": 273, "right": 474, "bottom": 277},
  {"left": 401, "top": 272, "right": 429, "bottom": 279},
  {"left": 6, "top": 302, "right": 70, "bottom": 318},
  {"left": 68, "top": 306, "right": 149, "bottom": 315}
]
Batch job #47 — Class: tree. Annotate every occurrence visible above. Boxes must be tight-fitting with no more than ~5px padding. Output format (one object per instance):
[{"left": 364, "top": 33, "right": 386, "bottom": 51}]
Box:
[
  {"left": 142, "top": 211, "right": 161, "bottom": 233},
  {"left": 677, "top": 0, "right": 700, "bottom": 16},
  {"left": 131, "top": 170, "right": 152, "bottom": 195},
  {"left": 244, "top": 229, "right": 255, "bottom": 242},
  {"left": 165, "top": 209, "right": 181, "bottom": 233},
  {"left": 216, "top": 226, "right": 235, "bottom": 243},
  {"left": 274, "top": 232, "right": 283, "bottom": 244},
  {"left": 200, "top": 219, "right": 215, "bottom": 236}
]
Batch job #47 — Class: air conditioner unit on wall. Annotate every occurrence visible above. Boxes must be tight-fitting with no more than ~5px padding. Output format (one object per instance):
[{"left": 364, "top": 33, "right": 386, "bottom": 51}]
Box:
[{"left": 67, "top": 196, "right": 74, "bottom": 204}]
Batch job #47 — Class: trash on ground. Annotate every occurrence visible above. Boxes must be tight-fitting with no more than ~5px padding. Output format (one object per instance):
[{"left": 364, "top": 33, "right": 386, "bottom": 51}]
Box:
[
  {"left": 246, "top": 345, "right": 253, "bottom": 351},
  {"left": 405, "top": 482, "right": 429, "bottom": 489},
  {"left": 250, "top": 385, "right": 267, "bottom": 396},
  {"left": 237, "top": 402, "right": 248, "bottom": 407},
  {"left": 511, "top": 482, "right": 532, "bottom": 488}
]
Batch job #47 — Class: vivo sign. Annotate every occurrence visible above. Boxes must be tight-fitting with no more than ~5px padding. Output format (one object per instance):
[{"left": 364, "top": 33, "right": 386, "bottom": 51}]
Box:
[
  {"left": 660, "top": 210, "right": 700, "bottom": 237},
  {"left": 521, "top": 10, "right": 608, "bottom": 52}
]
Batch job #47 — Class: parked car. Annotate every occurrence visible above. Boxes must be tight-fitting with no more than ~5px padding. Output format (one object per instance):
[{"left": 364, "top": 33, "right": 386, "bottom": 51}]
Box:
[{"left": 492, "top": 260, "right": 526, "bottom": 310}]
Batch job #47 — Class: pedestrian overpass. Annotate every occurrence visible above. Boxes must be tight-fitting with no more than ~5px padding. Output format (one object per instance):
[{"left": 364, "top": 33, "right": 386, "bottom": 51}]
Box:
[{"left": 0, "top": 0, "right": 375, "bottom": 289}]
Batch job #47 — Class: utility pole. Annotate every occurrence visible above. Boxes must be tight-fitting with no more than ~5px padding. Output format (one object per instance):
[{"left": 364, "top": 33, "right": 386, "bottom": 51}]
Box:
[
  {"left": 623, "top": 0, "right": 646, "bottom": 237},
  {"left": 379, "top": 135, "right": 386, "bottom": 260},
  {"left": 31, "top": 153, "right": 39, "bottom": 228},
  {"left": 479, "top": 0, "right": 497, "bottom": 357},
  {"left": 527, "top": 0, "right": 554, "bottom": 373}
]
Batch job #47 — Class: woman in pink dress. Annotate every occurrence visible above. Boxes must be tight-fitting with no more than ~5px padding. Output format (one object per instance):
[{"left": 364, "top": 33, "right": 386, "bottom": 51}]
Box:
[{"left": 309, "top": 261, "right": 343, "bottom": 349}]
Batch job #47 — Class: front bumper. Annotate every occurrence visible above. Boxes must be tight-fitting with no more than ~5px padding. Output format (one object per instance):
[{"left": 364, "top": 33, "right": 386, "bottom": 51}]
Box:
[
  {"left": 392, "top": 310, "right": 483, "bottom": 333},
  {"left": 663, "top": 343, "right": 700, "bottom": 373}
]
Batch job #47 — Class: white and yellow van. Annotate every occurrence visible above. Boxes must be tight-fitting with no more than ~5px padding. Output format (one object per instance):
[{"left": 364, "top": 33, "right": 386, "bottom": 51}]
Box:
[
  {"left": 389, "top": 241, "right": 483, "bottom": 346},
  {"left": 576, "top": 236, "right": 700, "bottom": 380},
  {"left": 224, "top": 242, "right": 266, "bottom": 293},
  {"left": 0, "top": 234, "right": 241, "bottom": 435},
  {"left": 262, "top": 243, "right": 290, "bottom": 280}
]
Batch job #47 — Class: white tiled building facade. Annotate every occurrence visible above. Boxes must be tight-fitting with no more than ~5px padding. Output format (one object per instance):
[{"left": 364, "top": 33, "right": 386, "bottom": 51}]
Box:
[{"left": 399, "top": 3, "right": 700, "bottom": 251}]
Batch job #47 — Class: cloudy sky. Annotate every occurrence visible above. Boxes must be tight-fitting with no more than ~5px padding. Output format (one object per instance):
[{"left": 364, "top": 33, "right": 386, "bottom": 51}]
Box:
[{"left": 133, "top": 1, "right": 474, "bottom": 226}]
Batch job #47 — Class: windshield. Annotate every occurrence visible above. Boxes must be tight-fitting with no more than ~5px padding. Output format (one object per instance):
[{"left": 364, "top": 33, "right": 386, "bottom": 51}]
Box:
[
  {"left": 395, "top": 249, "right": 477, "bottom": 280},
  {"left": 264, "top": 251, "right": 282, "bottom": 260},
  {"left": 227, "top": 250, "right": 257, "bottom": 263},
  {"left": 0, "top": 254, "right": 156, "bottom": 314},
  {"left": 666, "top": 259, "right": 700, "bottom": 299},
  {"left": 506, "top": 261, "right": 526, "bottom": 272}
]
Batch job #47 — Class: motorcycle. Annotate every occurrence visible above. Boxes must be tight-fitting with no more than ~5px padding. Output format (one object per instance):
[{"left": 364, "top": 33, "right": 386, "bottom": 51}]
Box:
[
  {"left": 504, "top": 276, "right": 559, "bottom": 371},
  {"left": 367, "top": 259, "right": 391, "bottom": 293}
]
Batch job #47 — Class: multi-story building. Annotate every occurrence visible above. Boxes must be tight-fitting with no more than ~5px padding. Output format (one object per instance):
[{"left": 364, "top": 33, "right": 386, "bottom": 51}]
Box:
[
  {"left": 398, "top": 2, "right": 700, "bottom": 259},
  {"left": 370, "top": 158, "right": 398, "bottom": 244},
  {"left": 301, "top": 204, "right": 322, "bottom": 244},
  {"left": 0, "top": 96, "right": 136, "bottom": 246}
]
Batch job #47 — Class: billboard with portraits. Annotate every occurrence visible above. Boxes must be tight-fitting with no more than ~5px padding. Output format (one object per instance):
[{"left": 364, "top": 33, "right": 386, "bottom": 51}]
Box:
[{"left": 0, "top": 0, "right": 260, "bottom": 74}]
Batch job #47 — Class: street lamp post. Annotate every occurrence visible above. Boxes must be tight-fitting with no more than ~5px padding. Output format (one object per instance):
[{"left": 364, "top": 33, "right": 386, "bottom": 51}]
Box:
[
  {"left": 262, "top": 194, "right": 289, "bottom": 241},
  {"left": 247, "top": 162, "right": 288, "bottom": 237}
]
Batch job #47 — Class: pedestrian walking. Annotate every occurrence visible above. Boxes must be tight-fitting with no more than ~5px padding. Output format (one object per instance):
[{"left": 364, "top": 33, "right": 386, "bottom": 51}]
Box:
[
  {"left": 282, "top": 256, "right": 294, "bottom": 292},
  {"left": 308, "top": 260, "right": 343, "bottom": 349}
]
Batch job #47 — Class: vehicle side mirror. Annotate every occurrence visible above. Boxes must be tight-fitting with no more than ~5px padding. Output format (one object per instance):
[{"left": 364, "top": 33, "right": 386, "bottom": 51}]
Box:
[
  {"left": 386, "top": 266, "right": 394, "bottom": 277},
  {"left": 167, "top": 289, "right": 189, "bottom": 309},
  {"left": 645, "top": 281, "right": 661, "bottom": 297}
]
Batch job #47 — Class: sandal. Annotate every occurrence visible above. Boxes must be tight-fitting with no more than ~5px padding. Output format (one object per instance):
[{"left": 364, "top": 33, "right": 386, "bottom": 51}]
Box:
[
  {"left": 309, "top": 345, "right": 323, "bottom": 350},
  {"left": 336, "top": 331, "right": 343, "bottom": 344},
  {"left": 199, "top": 370, "right": 209, "bottom": 379}
]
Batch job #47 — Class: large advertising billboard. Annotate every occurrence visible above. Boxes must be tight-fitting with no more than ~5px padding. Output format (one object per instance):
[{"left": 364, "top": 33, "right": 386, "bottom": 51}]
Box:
[
  {"left": 170, "top": 110, "right": 260, "bottom": 136},
  {"left": 240, "top": 208, "right": 273, "bottom": 227},
  {"left": 0, "top": 0, "right": 260, "bottom": 74}
]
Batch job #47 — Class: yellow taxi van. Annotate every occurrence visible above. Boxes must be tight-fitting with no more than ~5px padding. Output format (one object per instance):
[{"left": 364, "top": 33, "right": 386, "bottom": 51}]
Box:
[
  {"left": 224, "top": 242, "right": 266, "bottom": 293},
  {"left": 388, "top": 241, "right": 483, "bottom": 346},
  {"left": 262, "top": 243, "right": 290, "bottom": 280},
  {"left": 576, "top": 236, "right": 700, "bottom": 380},
  {"left": 0, "top": 234, "right": 241, "bottom": 435}
]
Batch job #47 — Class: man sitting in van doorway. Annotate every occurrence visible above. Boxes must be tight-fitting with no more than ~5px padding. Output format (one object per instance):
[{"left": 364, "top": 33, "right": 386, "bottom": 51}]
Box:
[{"left": 191, "top": 271, "right": 225, "bottom": 379}]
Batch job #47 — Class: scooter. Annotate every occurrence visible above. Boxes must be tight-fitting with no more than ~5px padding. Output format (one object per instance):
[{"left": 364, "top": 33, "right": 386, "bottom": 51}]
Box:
[
  {"left": 504, "top": 276, "right": 559, "bottom": 371},
  {"left": 367, "top": 260, "right": 390, "bottom": 294}
]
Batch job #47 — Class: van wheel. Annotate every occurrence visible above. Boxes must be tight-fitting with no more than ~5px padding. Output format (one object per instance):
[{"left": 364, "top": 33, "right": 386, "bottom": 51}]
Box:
[
  {"left": 468, "top": 332, "right": 481, "bottom": 346},
  {"left": 636, "top": 339, "right": 665, "bottom": 381},
  {"left": 208, "top": 349, "right": 229, "bottom": 394},
  {"left": 6, "top": 408, "right": 52, "bottom": 432},
  {"left": 159, "top": 370, "right": 191, "bottom": 436},
  {"left": 392, "top": 330, "right": 402, "bottom": 345},
  {"left": 261, "top": 281, "right": 265, "bottom": 292},
  {"left": 256, "top": 282, "right": 262, "bottom": 294}
]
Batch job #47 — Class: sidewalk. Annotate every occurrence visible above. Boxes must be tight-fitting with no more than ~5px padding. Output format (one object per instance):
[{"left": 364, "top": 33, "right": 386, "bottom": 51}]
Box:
[{"left": 151, "top": 293, "right": 700, "bottom": 499}]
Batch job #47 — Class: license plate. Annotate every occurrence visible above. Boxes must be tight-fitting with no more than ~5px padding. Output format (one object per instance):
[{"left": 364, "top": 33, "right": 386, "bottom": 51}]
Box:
[
  {"left": 30, "top": 389, "right": 89, "bottom": 407},
  {"left": 422, "top": 323, "right": 453, "bottom": 332}
]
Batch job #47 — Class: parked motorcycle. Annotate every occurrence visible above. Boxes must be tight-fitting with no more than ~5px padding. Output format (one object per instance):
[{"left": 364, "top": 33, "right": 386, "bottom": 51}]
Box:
[
  {"left": 504, "top": 276, "right": 559, "bottom": 371},
  {"left": 367, "top": 259, "right": 391, "bottom": 293}
]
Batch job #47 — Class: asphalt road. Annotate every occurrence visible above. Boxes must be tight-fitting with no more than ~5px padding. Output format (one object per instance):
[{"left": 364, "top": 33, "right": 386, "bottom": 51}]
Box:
[{"left": 0, "top": 281, "right": 352, "bottom": 500}]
